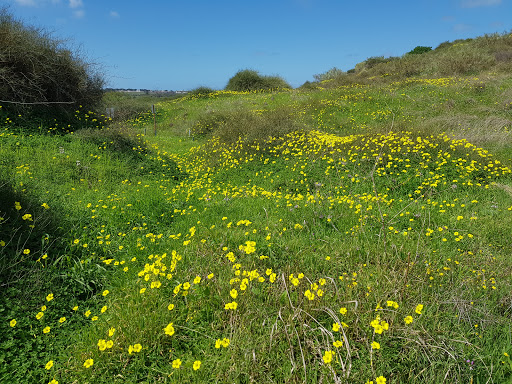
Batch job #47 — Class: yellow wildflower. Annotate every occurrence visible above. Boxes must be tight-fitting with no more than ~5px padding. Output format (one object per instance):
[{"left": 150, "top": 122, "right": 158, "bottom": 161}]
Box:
[
  {"left": 97, "top": 339, "right": 107, "bottom": 351},
  {"left": 172, "top": 359, "right": 182, "bottom": 369},
  {"left": 83, "top": 358, "right": 93, "bottom": 368},
  {"left": 164, "top": 323, "right": 175, "bottom": 336},
  {"left": 322, "top": 350, "right": 334, "bottom": 364}
]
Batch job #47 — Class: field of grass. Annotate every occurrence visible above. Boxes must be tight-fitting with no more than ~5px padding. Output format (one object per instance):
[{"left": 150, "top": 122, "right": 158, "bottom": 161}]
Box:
[{"left": 2, "top": 69, "right": 512, "bottom": 383}]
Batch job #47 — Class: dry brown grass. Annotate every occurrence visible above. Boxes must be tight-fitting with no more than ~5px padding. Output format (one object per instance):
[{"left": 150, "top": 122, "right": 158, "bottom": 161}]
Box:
[{"left": 423, "top": 114, "right": 512, "bottom": 151}]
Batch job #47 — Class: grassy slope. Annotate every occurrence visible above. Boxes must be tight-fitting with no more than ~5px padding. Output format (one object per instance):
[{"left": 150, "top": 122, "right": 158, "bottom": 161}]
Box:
[{"left": 2, "top": 52, "right": 512, "bottom": 383}]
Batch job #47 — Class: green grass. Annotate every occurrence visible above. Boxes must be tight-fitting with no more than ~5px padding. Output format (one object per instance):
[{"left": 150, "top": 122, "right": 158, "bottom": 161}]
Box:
[{"left": 2, "top": 69, "right": 512, "bottom": 384}]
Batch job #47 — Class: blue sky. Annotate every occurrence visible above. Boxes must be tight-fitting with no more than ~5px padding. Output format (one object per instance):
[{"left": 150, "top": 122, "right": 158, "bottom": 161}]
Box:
[{"left": 2, "top": 0, "right": 511, "bottom": 90}]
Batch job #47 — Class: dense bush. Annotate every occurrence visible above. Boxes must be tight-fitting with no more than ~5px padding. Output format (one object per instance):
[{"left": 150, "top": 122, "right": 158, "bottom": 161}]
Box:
[
  {"left": 355, "top": 56, "right": 399, "bottom": 72},
  {"left": 188, "top": 86, "right": 216, "bottom": 97},
  {"left": 313, "top": 67, "right": 345, "bottom": 82},
  {"left": 298, "top": 81, "right": 319, "bottom": 90},
  {"left": 0, "top": 9, "right": 104, "bottom": 127},
  {"left": 407, "top": 46, "right": 432, "bottom": 55},
  {"left": 225, "top": 69, "right": 291, "bottom": 92},
  {"left": 192, "top": 107, "right": 306, "bottom": 145}
]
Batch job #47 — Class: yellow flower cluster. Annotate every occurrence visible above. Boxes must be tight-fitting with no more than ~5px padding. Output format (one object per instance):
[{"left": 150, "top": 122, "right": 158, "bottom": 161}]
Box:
[
  {"left": 370, "top": 315, "right": 389, "bottom": 334},
  {"left": 215, "top": 338, "right": 230, "bottom": 348}
]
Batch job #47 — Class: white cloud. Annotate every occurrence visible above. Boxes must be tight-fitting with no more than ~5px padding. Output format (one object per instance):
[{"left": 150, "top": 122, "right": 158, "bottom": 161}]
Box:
[
  {"left": 69, "top": 0, "right": 83, "bottom": 9},
  {"left": 109, "top": 10, "right": 120, "bottom": 18},
  {"left": 73, "top": 9, "right": 85, "bottom": 18},
  {"left": 461, "top": 0, "right": 501, "bottom": 8}
]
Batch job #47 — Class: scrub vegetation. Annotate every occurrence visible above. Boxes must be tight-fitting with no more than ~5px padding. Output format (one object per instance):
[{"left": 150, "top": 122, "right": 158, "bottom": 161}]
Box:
[
  {"left": 2, "top": 19, "right": 512, "bottom": 383},
  {"left": 0, "top": 8, "right": 104, "bottom": 130}
]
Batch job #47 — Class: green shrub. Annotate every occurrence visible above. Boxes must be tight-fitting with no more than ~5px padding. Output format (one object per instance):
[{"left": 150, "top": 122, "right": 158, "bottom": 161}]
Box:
[
  {"left": 192, "top": 108, "right": 305, "bottom": 145},
  {"left": 0, "top": 8, "right": 104, "bottom": 128},
  {"left": 298, "top": 81, "right": 318, "bottom": 90},
  {"left": 191, "top": 111, "right": 231, "bottom": 137},
  {"left": 189, "top": 86, "right": 216, "bottom": 97},
  {"left": 225, "top": 69, "right": 291, "bottom": 92},
  {"left": 313, "top": 67, "right": 345, "bottom": 82},
  {"left": 407, "top": 46, "right": 432, "bottom": 55},
  {"left": 375, "top": 54, "right": 423, "bottom": 78},
  {"left": 358, "top": 56, "right": 399, "bottom": 71}
]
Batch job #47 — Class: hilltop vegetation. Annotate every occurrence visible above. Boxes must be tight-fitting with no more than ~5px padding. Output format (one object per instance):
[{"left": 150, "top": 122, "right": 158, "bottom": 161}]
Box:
[
  {"left": 0, "top": 8, "right": 104, "bottom": 130},
  {"left": 307, "top": 32, "right": 512, "bottom": 88},
  {"left": 1, "top": 31, "right": 512, "bottom": 384}
]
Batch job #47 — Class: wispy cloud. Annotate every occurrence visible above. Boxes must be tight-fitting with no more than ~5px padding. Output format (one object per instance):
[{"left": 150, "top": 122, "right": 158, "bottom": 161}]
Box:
[
  {"left": 461, "top": 0, "right": 501, "bottom": 8},
  {"left": 68, "top": 0, "right": 83, "bottom": 8},
  {"left": 68, "top": 0, "right": 84, "bottom": 18},
  {"left": 14, "top": 0, "right": 62, "bottom": 7},
  {"left": 453, "top": 23, "right": 474, "bottom": 32},
  {"left": 73, "top": 9, "right": 85, "bottom": 18},
  {"left": 109, "top": 11, "right": 120, "bottom": 18},
  {"left": 14, "top": 0, "right": 38, "bottom": 6}
]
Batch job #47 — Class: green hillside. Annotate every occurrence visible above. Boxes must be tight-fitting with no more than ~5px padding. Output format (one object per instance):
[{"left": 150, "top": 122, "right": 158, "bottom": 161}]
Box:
[{"left": 2, "top": 33, "right": 512, "bottom": 384}]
